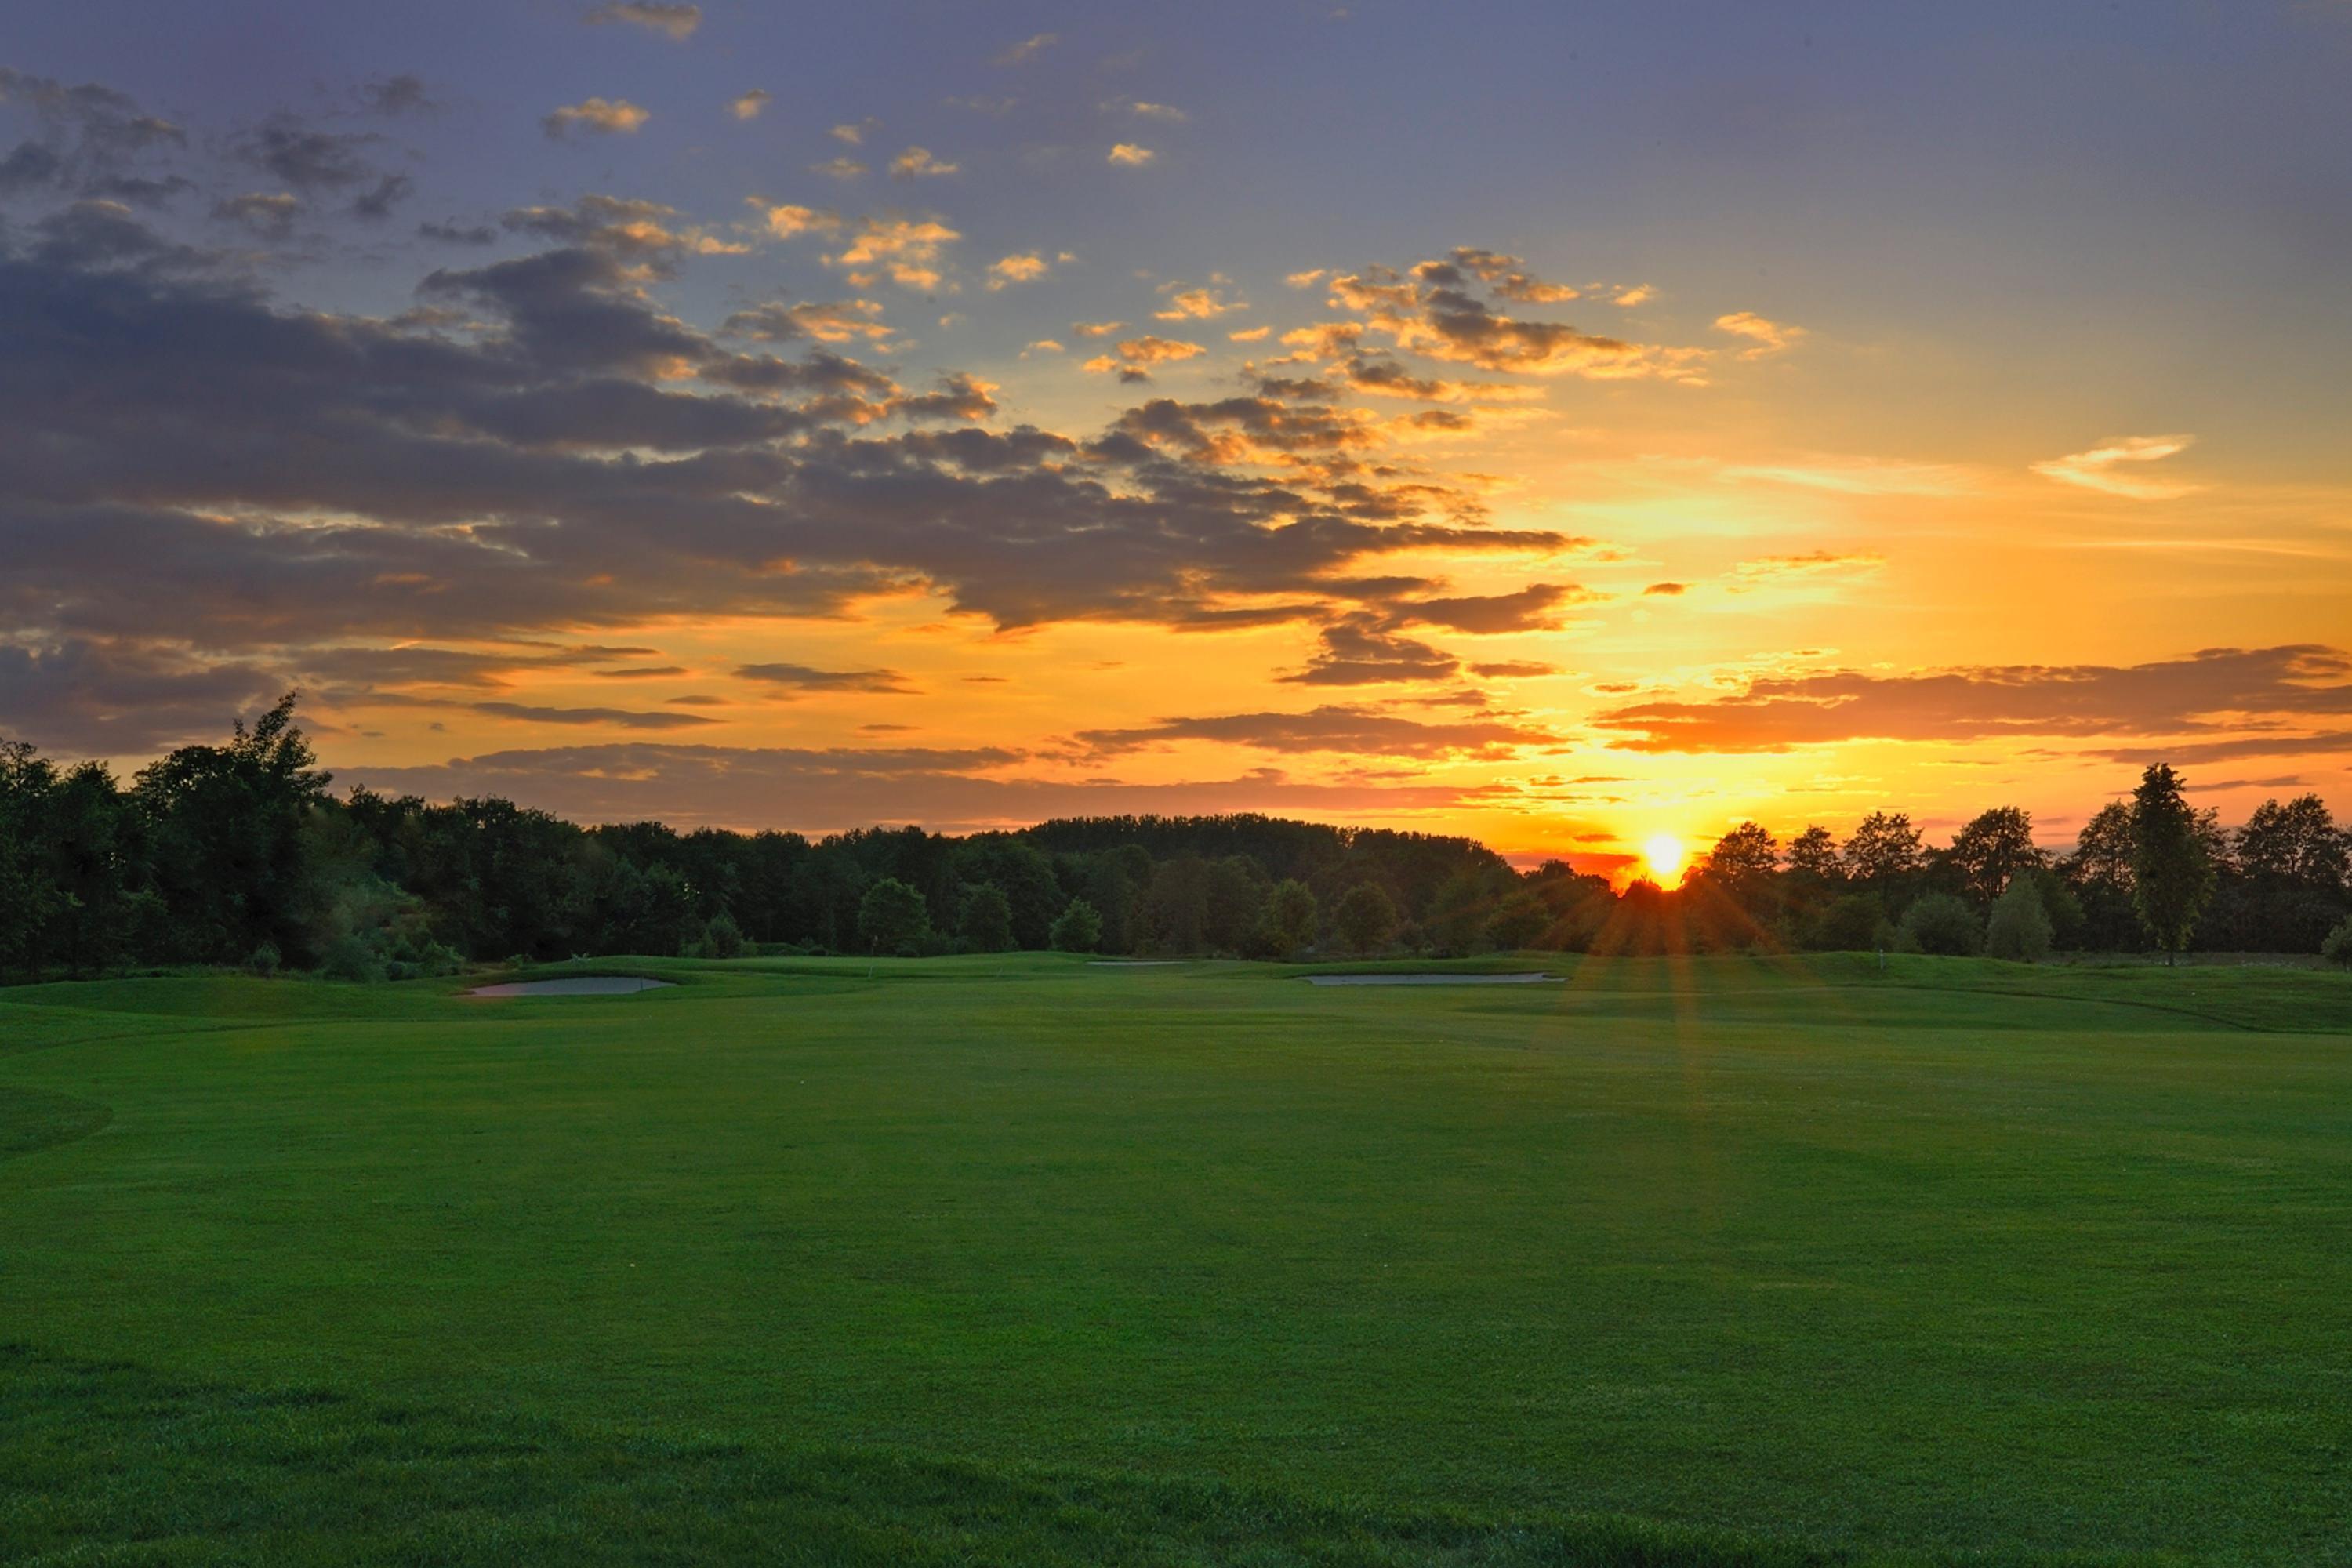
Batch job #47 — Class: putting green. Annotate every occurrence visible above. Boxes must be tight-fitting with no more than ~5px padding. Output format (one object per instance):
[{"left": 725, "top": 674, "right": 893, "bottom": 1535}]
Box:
[{"left": 2, "top": 953, "right": 2346, "bottom": 1565}]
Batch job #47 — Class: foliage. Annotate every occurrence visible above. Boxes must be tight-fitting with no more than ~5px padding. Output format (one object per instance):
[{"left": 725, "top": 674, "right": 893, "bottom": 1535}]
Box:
[
  {"left": 1946, "top": 806, "right": 2043, "bottom": 904},
  {"left": 1047, "top": 898, "right": 1103, "bottom": 953},
  {"left": 1785, "top": 825, "right": 1840, "bottom": 881},
  {"left": 1258, "top": 879, "right": 1319, "bottom": 958},
  {"left": 2322, "top": 914, "right": 2352, "bottom": 967},
  {"left": 688, "top": 911, "right": 746, "bottom": 960},
  {"left": 1984, "top": 877, "right": 2054, "bottom": 963},
  {"left": 1900, "top": 892, "right": 1983, "bottom": 956},
  {"left": 857, "top": 877, "right": 931, "bottom": 955},
  {"left": 958, "top": 885, "right": 1017, "bottom": 953},
  {"left": 2130, "top": 764, "right": 2216, "bottom": 964},
  {"left": 1332, "top": 882, "right": 1399, "bottom": 953},
  {"left": 1705, "top": 821, "right": 1780, "bottom": 891},
  {"left": 1842, "top": 811, "right": 1923, "bottom": 886},
  {"left": 1803, "top": 891, "right": 1885, "bottom": 952}
]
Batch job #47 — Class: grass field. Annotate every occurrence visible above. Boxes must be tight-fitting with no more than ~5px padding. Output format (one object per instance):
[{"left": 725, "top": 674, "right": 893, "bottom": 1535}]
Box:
[{"left": 3, "top": 953, "right": 2348, "bottom": 1566}]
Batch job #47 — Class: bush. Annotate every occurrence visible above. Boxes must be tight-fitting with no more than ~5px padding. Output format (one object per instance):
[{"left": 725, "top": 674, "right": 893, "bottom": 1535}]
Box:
[
  {"left": 2324, "top": 913, "right": 2352, "bottom": 968},
  {"left": 1985, "top": 877, "right": 2054, "bottom": 963},
  {"left": 320, "top": 935, "right": 386, "bottom": 983},
  {"left": 245, "top": 942, "right": 281, "bottom": 978},
  {"left": 1900, "top": 892, "right": 1983, "bottom": 957},
  {"left": 1804, "top": 892, "right": 1883, "bottom": 952},
  {"left": 688, "top": 911, "right": 746, "bottom": 960},
  {"left": 1049, "top": 898, "right": 1103, "bottom": 953}
]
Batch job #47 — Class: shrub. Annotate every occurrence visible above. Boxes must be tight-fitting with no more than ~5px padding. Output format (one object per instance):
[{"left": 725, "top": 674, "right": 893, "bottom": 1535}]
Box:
[
  {"left": 1049, "top": 898, "right": 1103, "bottom": 953},
  {"left": 245, "top": 941, "right": 281, "bottom": 978},
  {"left": 1900, "top": 892, "right": 1983, "bottom": 956},
  {"left": 1805, "top": 892, "right": 1884, "bottom": 952},
  {"left": 320, "top": 935, "right": 386, "bottom": 983},
  {"left": 688, "top": 911, "right": 746, "bottom": 960},
  {"left": 1985, "top": 877, "right": 2054, "bottom": 963},
  {"left": 2324, "top": 913, "right": 2352, "bottom": 968}
]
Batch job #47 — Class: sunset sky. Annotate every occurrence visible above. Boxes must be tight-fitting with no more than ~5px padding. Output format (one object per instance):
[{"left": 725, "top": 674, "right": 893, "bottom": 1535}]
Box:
[{"left": 4, "top": 1, "right": 2348, "bottom": 877}]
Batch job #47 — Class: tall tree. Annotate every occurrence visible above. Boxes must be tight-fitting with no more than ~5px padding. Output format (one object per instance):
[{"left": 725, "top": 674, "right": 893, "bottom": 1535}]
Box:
[
  {"left": 1842, "top": 811, "right": 1923, "bottom": 887},
  {"left": 1705, "top": 822, "right": 1781, "bottom": 894},
  {"left": 1785, "top": 826, "right": 1840, "bottom": 880},
  {"left": 2129, "top": 764, "right": 2216, "bottom": 964},
  {"left": 1946, "top": 807, "right": 2043, "bottom": 904},
  {"left": 1332, "top": 882, "right": 1398, "bottom": 954},
  {"left": 0, "top": 739, "right": 62, "bottom": 982}
]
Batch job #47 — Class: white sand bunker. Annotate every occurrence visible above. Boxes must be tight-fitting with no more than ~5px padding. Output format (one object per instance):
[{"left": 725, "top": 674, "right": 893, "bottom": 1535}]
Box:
[
  {"left": 1305, "top": 972, "right": 1561, "bottom": 985},
  {"left": 470, "top": 976, "right": 675, "bottom": 997}
]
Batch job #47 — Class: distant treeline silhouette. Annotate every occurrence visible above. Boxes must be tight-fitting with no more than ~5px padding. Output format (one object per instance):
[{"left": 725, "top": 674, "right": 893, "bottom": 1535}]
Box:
[{"left": 2, "top": 696, "right": 2348, "bottom": 982}]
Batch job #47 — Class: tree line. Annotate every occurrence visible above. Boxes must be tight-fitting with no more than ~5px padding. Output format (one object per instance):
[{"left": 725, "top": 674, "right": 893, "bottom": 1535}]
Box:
[{"left": 2, "top": 697, "right": 2348, "bottom": 982}]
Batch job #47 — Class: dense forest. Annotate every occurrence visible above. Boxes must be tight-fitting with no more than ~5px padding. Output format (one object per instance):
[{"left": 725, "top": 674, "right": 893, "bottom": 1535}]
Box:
[{"left": 3, "top": 696, "right": 2349, "bottom": 982}]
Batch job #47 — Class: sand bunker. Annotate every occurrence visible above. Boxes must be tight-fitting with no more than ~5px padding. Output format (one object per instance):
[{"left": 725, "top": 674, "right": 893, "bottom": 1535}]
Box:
[
  {"left": 1305, "top": 972, "right": 1560, "bottom": 985},
  {"left": 469, "top": 976, "right": 675, "bottom": 997}
]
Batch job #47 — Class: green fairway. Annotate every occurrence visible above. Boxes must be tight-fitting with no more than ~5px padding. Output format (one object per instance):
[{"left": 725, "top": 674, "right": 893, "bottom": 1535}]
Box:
[{"left": 4, "top": 955, "right": 2348, "bottom": 1565}]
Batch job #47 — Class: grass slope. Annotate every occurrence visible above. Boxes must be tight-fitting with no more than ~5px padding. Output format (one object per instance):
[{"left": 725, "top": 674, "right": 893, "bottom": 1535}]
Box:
[{"left": 2, "top": 954, "right": 2346, "bottom": 1564}]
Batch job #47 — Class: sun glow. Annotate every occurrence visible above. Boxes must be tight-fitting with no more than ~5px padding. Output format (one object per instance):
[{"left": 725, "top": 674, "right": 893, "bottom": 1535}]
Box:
[{"left": 1642, "top": 833, "right": 1688, "bottom": 887}]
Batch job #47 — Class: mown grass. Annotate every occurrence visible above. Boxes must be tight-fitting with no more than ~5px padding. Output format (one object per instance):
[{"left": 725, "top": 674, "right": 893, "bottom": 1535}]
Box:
[{"left": 2, "top": 953, "right": 2346, "bottom": 1564}]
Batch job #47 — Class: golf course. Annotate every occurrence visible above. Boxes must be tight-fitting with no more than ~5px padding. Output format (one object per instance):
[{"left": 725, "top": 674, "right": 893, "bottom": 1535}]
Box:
[{"left": 4, "top": 953, "right": 2347, "bottom": 1565}]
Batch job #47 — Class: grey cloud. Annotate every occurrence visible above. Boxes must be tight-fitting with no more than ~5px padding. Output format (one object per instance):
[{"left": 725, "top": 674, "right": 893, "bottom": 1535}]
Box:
[{"left": 734, "top": 663, "right": 916, "bottom": 694}]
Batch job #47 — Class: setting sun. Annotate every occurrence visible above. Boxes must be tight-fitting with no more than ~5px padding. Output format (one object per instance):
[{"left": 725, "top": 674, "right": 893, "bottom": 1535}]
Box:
[{"left": 1642, "top": 833, "right": 1689, "bottom": 887}]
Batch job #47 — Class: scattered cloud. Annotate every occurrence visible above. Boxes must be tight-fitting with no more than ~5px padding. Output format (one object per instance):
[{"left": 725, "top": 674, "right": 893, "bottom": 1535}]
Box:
[
  {"left": 1109, "top": 99, "right": 1186, "bottom": 122},
  {"left": 1071, "top": 320, "right": 1124, "bottom": 337},
  {"left": 1155, "top": 285, "right": 1247, "bottom": 320},
  {"left": 543, "top": 97, "right": 650, "bottom": 138},
  {"left": 1643, "top": 581, "right": 1687, "bottom": 597},
  {"left": 1081, "top": 335, "right": 1206, "bottom": 382},
  {"left": 829, "top": 120, "right": 874, "bottom": 145},
  {"left": 586, "top": 2, "right": 701, "bottom": 39},
  {"left": 1726, "top": 550, "right": 1884, "bottom": 591},
  {"left": 889, "top": 145, "right": 959, "bottom": 180},
  {"left": 731, "top": 89, "right": 771, "bottom": 121},
  {"left": 1714, "top": 310, "right": 1805, "bottom": 358},
  {"left": 2031, "top": 434, "right": 2200, "bottom": 499},
  {"left": 994, "top": 32, "right": 1058, "bottom": 65},
  {"left": 1593, "top": 645, "right": 2352, "bottom": 754},
  {"left": 829, "top": 215, "right": 960, "bottom": 291},
  {"left": 986, "top": 252, "right": 1050, "bottom": 289},
  {"left": 735, "top": 662, "right": 917, "bottom": 695},
  {"left": 1612, "top": 284, "right": 1653, "bottom": 307},
  {"left": 1075, "top": 704, "right": 1553, "bottom": 759},
  {"left": 1107, "top": 143, "right": 1156, "bottom": 167},
  {"left": 1228, "top": 325, "right": 1269, "bottom": 342},
  {"left": 810, "top": 156, "right": 867, "bottom": 180}
]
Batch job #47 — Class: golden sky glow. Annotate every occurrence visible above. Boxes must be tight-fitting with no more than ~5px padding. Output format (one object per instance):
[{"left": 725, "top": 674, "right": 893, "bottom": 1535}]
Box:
[{"left": 2, "top": 4, "right": 2348, "bottom": 870}]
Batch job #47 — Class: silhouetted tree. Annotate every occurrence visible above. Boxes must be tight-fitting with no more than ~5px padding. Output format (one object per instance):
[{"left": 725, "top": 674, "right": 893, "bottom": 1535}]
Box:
[
  {"left": 1900, "top": 892, "right": 1982, "bottom": 956},
  {"left": 1785, "top": 826, "right": 1840, "bottom": 881},
  {"left": 1842, "top": 811, "right": 1923, "bottom": 889},
  {"left": 2129, "top": 764, "right": 2215, "bottom": 964}
]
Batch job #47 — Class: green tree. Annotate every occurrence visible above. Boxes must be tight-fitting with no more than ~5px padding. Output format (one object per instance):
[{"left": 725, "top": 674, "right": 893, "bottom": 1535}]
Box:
[
  {"left": 46, "top": 761, "right": 147, "bottom": 978},
  {"left": 857, "top": 876, "right": 931, "bottom": 954},
  {"left": 1260, "top": 878, "right": 1319, "bottom": 957},
  {"left": 0, "top": 739, "right": 63, "bottom": 982},
  {"left": 134, "top": 692, "right": 330, "bottom": 963},
  {"left": 1985, "top": 877, "right": 2053, "bottom": 962},
  {"left": 2129, "top": 763, "right": 2215, "bottom": 964},
  {"left": 1900, "top": 892, "right": 1982, "bottom": 956},
  {"left": 1947, "top": 807, "right": 2043, "bottom": 904},
  {"left": 1332, "top": 882, "right": 1398, "bottom": 954},
  {"left": 1048, "top": 897, "right": 1103, "bottom": 953},
  {"left": 689, "top": 909, "right": 746, "bottom": 959},
  {"left": 1802, "top": 891, "right": 1884, "bottom": 952},
  {"left": 958, "top": 884, "right": 1016, "bottom": 952},
  {"left": 1842, "top": 811, "right": 1923, "bottom": 887},
  {"left": 2322, "top": 913, "right": 2352, "bottom": 967}
]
